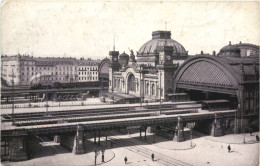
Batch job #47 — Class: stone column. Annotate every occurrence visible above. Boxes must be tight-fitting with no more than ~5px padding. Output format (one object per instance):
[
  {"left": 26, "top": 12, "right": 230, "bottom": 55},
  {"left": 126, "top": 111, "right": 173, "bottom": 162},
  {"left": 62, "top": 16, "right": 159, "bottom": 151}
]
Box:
[
  {"left": 176, "top": 117, "right": 185, "bottom": 142},
  {"left": 72, "top": 126, "right": 85, "bottom": 155},
  {"left": 211, "top": 114, "right": 224, "bottom": 137},
  {"left": 8, "top": 136, "right": 28, "bottom": 161}
]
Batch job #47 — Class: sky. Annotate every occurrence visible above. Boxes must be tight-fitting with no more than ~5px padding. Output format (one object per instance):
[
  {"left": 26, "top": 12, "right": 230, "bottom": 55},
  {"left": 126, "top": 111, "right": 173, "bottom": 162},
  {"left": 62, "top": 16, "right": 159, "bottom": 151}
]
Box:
[{"left": 1, "top": 0, "right": 260, "bottom": 59}]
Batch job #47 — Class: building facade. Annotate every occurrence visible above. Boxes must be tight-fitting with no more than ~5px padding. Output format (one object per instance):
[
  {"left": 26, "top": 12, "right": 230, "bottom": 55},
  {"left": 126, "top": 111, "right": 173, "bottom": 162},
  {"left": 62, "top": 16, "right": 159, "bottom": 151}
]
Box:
[
  {"left": 78, "top": 58, "right": 100, "bottom": 82},
  {"left": 1, "top": 55, "right": 102, "bottom": 86}
]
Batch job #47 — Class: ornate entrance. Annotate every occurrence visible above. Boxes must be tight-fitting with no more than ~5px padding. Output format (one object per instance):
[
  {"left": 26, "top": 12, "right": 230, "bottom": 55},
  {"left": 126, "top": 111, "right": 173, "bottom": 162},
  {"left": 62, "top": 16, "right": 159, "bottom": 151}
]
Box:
[{"left": 127, "top": 74, "right": 136, "bottom": 94}]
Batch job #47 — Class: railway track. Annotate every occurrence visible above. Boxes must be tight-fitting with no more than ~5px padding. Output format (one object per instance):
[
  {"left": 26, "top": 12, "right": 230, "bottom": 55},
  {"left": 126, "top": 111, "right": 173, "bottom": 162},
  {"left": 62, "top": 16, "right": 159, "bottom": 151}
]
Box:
[
  {"left": 108, "top": 135, "right": 193, "bottom": 166},
  {"left": 13, "top": 108, "right": 200, "bottom": 126},
  {"left": 2, "top": 103, "right": 201, "bottom": 122}
]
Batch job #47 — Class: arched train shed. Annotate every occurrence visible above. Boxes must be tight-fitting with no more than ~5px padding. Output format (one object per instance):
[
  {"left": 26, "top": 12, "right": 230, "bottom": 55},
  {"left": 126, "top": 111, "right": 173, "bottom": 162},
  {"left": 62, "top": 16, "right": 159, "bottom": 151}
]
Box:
[{"left": 173, "top": 54, "right": 259, "bottom": 117}]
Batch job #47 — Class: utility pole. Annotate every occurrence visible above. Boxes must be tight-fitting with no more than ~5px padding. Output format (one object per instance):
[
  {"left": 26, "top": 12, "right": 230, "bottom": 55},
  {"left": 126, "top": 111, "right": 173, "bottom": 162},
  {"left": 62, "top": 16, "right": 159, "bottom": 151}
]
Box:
[
  {"left": 159, "top": 69, "right": 162, "bottom": 115},
  {"left": 140, "top": 65, "right": 143, "bottom": 107},
  {"left": 45, "top": 80, "right": 49, "bottom": 116},
  {"left": 9, "top": 69, "right": 15, "bottom": 125}
]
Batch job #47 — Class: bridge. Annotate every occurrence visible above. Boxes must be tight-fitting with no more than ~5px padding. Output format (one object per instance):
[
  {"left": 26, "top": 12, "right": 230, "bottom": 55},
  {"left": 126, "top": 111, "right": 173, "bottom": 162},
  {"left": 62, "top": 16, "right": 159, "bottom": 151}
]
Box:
[
  {"left": 1, "top": 87, "right": 108, "bottom": 104},
  {"left": 1, "top": 87, "right": 106, "bottom": 96},
  {"left": 1, "top": 101, "right": 237, "bottom": 161}
]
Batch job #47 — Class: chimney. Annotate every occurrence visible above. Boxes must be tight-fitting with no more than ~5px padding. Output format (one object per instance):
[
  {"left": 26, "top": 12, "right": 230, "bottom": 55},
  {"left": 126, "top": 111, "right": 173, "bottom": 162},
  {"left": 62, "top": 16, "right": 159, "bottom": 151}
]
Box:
[
  {"left": 213, "top": 51, "right": 216, "bottom": 56},
  {"left": 229, "top": 41, "right": 231, "bottom": 45},
  {"left": 201, "top": 51, "right": 203, "bottom": 55}
]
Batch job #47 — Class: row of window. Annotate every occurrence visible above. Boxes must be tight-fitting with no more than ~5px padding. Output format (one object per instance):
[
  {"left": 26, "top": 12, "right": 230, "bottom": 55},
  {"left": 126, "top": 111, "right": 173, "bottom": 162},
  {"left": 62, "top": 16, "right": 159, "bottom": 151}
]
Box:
[
  {"left": 78, "top": 67, "right": 98, "bottom": 70},
  {"left": 22, "top": 71, "right": 75, "bottom": 75},
  {"left": 21, "top": 66, "right": 77, "bottom": 71},
  {"left": 78, "top": 76, "right": 98, "bottom": 81},
  {"left": 79, "top": 71, "right": 98, "bottom": 75},
  {"left": 22, "top": 77, "right": 77, "bottom": 82}
]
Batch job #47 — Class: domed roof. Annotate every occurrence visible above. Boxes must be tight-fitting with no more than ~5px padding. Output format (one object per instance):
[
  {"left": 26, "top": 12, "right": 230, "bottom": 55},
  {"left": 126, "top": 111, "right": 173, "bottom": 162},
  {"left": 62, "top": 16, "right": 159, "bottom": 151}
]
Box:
[
  {"left": 138, "top": 31, "right": 187, "bottom": 56},
  {"left": 119, "top": 51, "right": 129, "bottom": 66},
  {"left": 218, "top": 42, "right": 241, "bottom": 58},
  {"left": 119, "top": 51, "right": 129, "bottom": 59}
]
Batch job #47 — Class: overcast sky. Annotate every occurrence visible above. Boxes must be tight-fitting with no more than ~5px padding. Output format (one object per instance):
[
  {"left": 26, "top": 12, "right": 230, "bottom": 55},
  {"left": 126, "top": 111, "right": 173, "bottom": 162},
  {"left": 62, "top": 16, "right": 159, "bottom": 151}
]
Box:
[{"left": 1, "top": 1, "right": 260, "bottom": 59}]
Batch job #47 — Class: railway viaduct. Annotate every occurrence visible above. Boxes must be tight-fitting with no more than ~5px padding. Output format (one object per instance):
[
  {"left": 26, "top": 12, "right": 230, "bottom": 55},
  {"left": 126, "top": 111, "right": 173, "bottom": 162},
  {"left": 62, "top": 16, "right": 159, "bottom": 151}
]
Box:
[{"left": 1, "top": 103, "right": 235, "bottom": 161}]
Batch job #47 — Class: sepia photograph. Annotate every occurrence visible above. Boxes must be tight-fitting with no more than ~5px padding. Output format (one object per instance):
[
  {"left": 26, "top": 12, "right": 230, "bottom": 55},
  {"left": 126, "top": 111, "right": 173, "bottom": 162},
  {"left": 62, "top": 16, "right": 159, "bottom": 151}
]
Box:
[{"left": 1, "top": 0, "right": 259, "bottom": 166}]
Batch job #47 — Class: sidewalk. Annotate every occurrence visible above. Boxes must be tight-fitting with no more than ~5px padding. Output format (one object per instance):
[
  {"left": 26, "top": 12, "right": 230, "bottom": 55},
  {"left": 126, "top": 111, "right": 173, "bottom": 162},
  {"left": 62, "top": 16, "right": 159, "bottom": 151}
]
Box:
[
  {"left": 204, "top": 132, "right": 260, "bottom": 144},
  {"left": 125, "top": 131, "right": 196, "bottom": 150}
]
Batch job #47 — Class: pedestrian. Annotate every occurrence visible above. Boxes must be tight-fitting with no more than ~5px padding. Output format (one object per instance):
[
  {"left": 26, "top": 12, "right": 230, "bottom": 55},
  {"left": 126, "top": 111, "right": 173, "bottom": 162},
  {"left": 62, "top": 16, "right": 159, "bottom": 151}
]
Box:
[
  {"left": 111, "top": 141, "right": 113, "bottom": 147},
  {"left": 256, "top": 135, "right": 259, "bottom": 142},
  {"left": 228, "top": 145, "right": 231, "bottom": 153},
  {"left": 151, "top": 153, "right": 154, "bottom": 161},
  {"left": 124, "top": 156, "right": 127, "bottom": 164}
]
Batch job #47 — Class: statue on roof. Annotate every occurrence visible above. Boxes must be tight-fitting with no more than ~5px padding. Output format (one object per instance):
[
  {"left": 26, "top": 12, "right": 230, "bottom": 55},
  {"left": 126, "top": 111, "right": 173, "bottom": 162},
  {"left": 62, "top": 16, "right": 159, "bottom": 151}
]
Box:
[{"left": 128, "top": 48, "right": 134, "bottom": 56}]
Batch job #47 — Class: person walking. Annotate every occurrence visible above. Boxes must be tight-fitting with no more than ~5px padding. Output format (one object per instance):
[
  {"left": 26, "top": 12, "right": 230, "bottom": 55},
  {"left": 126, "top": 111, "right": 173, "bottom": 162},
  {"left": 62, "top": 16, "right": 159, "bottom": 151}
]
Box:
[
  {"left": 151, "top": 153, "right": 154, "bottom": 161},
  {"left": 256, "top": 135, "right": 259, "bottom": 142},
  {"left": 124, "top": 156, "right": 127, "bottom": 164},
  {"left": 228, "top": 145, "right": 231, "bottom": 153}
]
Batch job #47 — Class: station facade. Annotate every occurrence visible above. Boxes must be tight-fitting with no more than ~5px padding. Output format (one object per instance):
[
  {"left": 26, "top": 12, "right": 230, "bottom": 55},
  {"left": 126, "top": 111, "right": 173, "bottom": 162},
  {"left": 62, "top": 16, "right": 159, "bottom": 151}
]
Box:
[{"left": 108, "top": 31, "right": 189, "bottom": 103}]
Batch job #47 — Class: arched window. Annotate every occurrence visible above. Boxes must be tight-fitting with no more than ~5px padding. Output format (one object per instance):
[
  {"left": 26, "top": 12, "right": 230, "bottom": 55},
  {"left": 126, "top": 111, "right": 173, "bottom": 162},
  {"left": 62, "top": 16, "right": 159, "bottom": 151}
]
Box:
[
  {"left": 127, "top": 74, "right": 136, "bottom": 93},
  {"left": 151, "top": 83, "right": 155, "bottom": 96},
  {"left": 146, "top": 82, "right": 149, "bottom": 94}
]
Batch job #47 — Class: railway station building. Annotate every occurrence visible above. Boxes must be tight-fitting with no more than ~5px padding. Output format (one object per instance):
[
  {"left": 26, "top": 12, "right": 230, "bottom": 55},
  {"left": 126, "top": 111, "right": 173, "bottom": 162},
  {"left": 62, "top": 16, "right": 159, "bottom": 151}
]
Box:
[
  {"left": 108, "top": 30, "right": 259, "bottom": 131},
  {"left": 107, "top": 30, "right": 189, "bottom": 103}
]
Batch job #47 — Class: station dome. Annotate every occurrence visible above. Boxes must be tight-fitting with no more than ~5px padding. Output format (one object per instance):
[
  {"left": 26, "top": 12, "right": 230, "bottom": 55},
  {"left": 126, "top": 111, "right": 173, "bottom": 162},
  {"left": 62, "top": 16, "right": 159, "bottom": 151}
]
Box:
[
  {"left": 218, "top": 42, "right": 241, "bottom": 58},
  {"left": 119, "top": 51, "right": 129, "bottom": 66},
  {"left": 138, "top": 31, "right": 188, "bottom": 56}
]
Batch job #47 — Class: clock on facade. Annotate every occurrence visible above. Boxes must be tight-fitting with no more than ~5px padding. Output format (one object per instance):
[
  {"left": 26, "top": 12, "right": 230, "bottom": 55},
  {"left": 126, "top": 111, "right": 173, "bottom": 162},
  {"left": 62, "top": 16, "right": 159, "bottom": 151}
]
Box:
[
  {"left": 167, "top": 55, "right": 171, "bottom": 61},
  {"left": 113, "top": 58, "right": 117, "bottom": 61}
]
